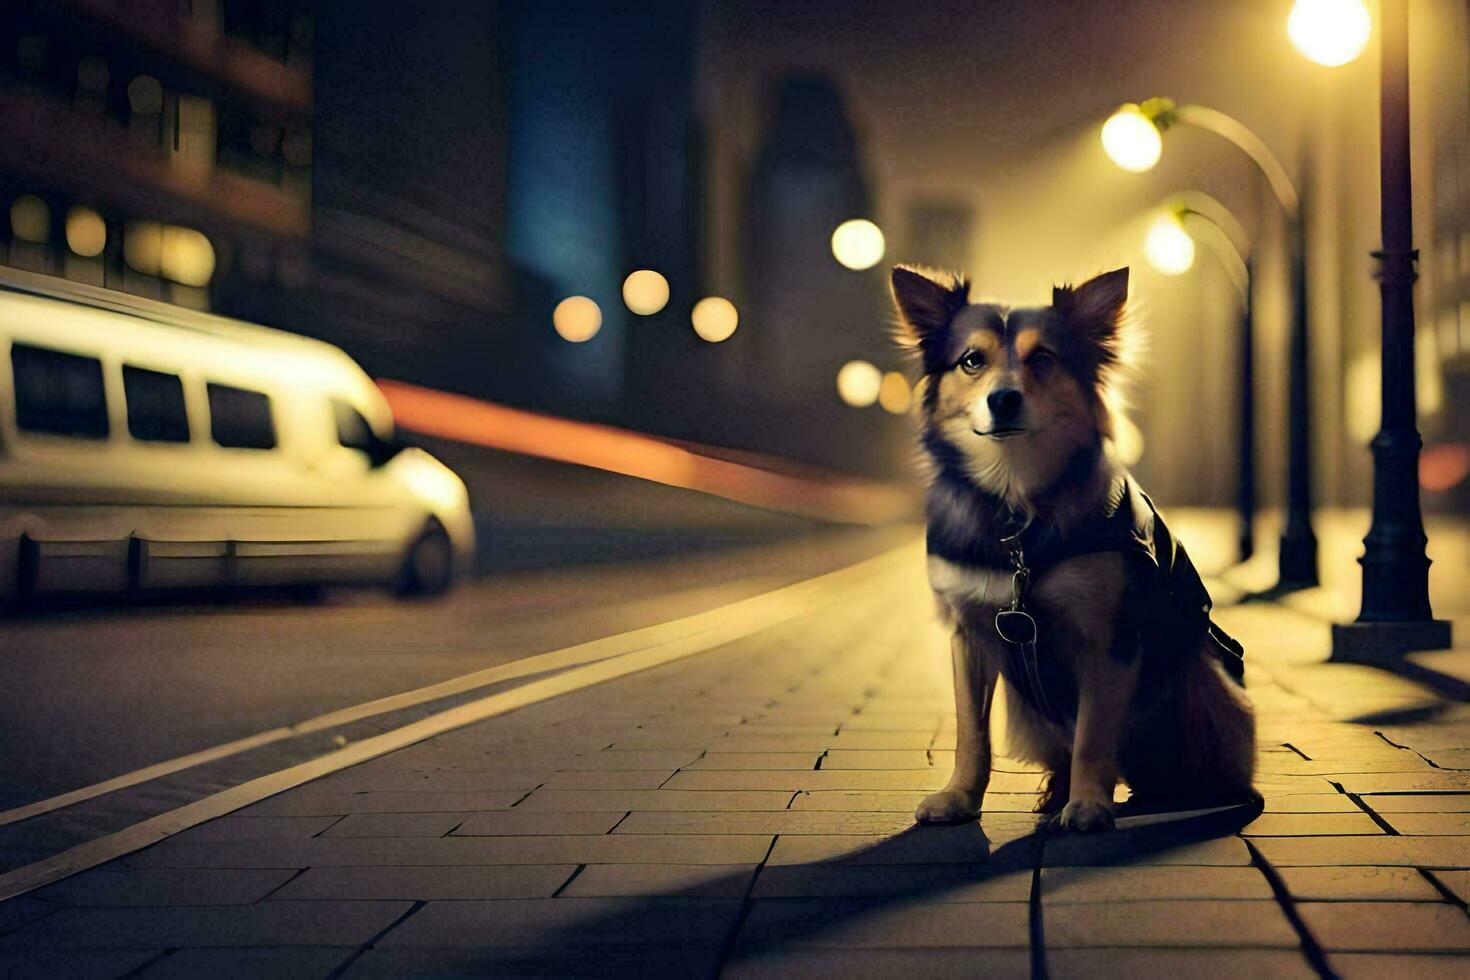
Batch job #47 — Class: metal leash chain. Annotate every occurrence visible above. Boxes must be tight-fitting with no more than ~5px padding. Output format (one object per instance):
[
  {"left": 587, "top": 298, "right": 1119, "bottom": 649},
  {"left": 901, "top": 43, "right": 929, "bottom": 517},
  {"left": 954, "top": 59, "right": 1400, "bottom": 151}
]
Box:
[{"left": 995, "top": 523, "right": 1063, "bottom": 726}]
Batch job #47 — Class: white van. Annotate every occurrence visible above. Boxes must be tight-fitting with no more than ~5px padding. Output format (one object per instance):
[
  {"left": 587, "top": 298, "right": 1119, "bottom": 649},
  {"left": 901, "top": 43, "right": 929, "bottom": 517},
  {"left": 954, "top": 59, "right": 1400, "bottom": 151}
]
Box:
[{"left": 0, "top": 268, "right": 474, "bottom": 604}]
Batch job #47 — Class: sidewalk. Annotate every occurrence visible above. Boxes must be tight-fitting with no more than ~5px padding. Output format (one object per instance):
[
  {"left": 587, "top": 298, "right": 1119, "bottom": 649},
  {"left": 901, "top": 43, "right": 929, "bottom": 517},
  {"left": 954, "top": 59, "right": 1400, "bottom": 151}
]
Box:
[{"left": 1, "top": 537, "right": 1469, "bottom": 978}]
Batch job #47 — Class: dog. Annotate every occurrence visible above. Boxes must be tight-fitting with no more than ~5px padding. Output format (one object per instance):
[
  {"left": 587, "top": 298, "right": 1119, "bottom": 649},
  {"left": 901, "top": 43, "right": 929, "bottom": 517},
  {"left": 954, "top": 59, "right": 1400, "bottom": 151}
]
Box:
[{"left": 891, "top": 264, "right": 1256, "bottom": 832}]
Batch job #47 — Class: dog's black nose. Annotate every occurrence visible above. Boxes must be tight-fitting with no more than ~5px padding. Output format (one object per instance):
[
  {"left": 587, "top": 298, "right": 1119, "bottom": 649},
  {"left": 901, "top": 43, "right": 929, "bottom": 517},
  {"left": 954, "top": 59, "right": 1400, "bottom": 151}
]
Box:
[{"left": 987, "top": 387, "right": 1023, "bottom": 423}]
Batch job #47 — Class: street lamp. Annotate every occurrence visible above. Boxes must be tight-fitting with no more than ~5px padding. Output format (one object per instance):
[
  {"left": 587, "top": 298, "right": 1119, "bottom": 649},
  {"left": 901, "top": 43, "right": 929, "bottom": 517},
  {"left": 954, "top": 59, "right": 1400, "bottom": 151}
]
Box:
[
  {"left": 1322, "top": 0, "right": 1453, "bottom": 660},
  {"left": 1103, "top": 98, "right": 1317, "bottom": 592},
  {"left": 1145, "top": 195, "right": 1257, "bottom": 563}
]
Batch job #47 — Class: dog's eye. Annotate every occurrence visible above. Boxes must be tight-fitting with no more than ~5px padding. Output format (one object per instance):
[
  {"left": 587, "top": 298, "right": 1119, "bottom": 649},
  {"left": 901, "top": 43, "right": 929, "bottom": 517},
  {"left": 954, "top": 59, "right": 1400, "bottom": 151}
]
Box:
[
  {"left": 1027, "top": 350, "right": 1056, "bottom": 375},
  {"left": 958, "top": 350, "right": 986, "bottom": 373}
]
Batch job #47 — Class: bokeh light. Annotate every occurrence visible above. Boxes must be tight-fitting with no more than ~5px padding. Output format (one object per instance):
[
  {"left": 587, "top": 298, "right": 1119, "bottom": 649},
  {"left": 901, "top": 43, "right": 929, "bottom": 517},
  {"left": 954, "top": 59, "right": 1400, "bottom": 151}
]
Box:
[
  {"left": 9, "top": 194, "right": 50, "bottom": 243},
  {"left": 1288, "top": 0, "right": 1371, "bottom": 67},
  {"left": 160, "top": 226, "right": 215, "bottom": 286},
  {"left": 65, "top": 206, "right": 106, "bottom": 257},
  {"left": 124, "top": 221, "right": 163, "bottom": 274},
  {"left": 1101, "top": 104, "right": 1162, "bottom": 172},
  {"left": 553, "top": 295, "right": 603, "bottom": 343},
  {"left": 622, "top": 269, "right": 670, "bottom": 315},
  {"left": 691, "top": 296, "right": 739, "bottom": 342},
  {"left": 878, "top": 371, "right": 912, "bottom": 414},
  {"left": 830, "top": 219, "right": 885, "bottom": 271},
  {"left": 1421, "top": 443, "right": 1470, "bottom": 492},
  {"left": 1144, "top": 214, "right": 1195, "bottom": 276},
  {"left": 836, "top": 359, "right": 882, "bottom": 407}
]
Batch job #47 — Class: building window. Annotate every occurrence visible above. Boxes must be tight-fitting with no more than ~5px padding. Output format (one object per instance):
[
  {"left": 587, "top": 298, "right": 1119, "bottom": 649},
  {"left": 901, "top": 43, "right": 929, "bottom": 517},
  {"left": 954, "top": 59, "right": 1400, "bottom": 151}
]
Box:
[
  {"left": 10, "top": 343, "right": 109, "bottom": 439},
  {"left": 123, "top": 365, "right": 189, "bottom": 442},
  {"left": 207, "top": 382, "right": 275, "bottom": 449}
]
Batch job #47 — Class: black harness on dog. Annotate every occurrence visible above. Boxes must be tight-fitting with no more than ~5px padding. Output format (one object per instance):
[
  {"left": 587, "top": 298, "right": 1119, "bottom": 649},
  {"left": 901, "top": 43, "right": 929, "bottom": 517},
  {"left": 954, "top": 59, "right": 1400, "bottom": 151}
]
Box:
[{"left": 979, "top": 477, "right": 1245, "bottom": 728}]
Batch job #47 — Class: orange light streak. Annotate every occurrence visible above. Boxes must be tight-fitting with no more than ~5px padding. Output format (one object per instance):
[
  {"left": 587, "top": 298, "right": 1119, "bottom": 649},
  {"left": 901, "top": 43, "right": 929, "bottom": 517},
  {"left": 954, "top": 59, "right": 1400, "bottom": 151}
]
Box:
[{"left": 376, "top": 380, "right": 912, "bottom": 526}]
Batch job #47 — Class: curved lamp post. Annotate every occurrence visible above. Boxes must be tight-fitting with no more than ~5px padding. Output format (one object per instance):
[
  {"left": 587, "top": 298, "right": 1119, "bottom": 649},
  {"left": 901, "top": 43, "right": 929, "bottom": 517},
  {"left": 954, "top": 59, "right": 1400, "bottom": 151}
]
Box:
[
  {"left": 1146, "top": 195, "right": 1256, "bottom": 563},
  {"left": 1103, "top": 99, "right": 1317, "bottom": 592},
  {"left": 1302, "top": 0, "right": 1453, "bottom": 661}
]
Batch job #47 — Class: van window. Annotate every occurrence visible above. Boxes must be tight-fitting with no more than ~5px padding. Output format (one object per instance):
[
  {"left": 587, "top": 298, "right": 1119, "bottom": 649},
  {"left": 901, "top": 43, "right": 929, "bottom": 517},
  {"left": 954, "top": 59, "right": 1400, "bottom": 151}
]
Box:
[
  {"left": 10, "top": 343, "right": 109, "bottom": 439},
  {"left": 207, "top": 383, "right": 275, "bottom": 449},
  {"left": 332, "top": 398, "right": 375, "bottom": 454},
  {"left": 123, "top": 366, "right": 189, "bottom": 443}
]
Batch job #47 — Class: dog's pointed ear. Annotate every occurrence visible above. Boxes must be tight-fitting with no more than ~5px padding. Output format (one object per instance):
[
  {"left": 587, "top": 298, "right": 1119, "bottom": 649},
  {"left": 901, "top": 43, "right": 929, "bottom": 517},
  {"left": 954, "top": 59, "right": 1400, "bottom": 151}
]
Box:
[
  {"left": 891, "top": 265, "right": 969, "bottom": 350},
  {"left": 1054, "top": 267, "right": 1129, "bottom": 371},
  {"left": 1054, "top": 267, "right": 1128, "bottom": 327}
]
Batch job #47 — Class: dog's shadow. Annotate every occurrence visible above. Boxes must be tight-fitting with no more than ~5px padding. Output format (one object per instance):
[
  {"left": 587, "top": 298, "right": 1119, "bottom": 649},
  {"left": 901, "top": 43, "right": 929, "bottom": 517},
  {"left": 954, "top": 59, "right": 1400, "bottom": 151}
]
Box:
[{"left": 382, "top": 800, "right": 1264, "bottom": 977}]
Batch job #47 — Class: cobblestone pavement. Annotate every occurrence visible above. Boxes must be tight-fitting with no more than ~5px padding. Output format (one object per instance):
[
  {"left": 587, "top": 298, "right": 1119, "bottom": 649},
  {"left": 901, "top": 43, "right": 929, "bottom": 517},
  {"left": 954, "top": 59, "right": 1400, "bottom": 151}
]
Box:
[{"left": 1, "top": 535, "right": 1468, "bottom": 978}]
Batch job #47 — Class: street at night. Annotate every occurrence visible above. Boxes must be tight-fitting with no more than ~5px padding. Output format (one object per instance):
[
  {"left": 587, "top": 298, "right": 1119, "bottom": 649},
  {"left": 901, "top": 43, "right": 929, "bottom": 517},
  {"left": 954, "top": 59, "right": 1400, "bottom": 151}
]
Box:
[{"left": 3, "top": 0, "right": 1470, "bottom": 977}]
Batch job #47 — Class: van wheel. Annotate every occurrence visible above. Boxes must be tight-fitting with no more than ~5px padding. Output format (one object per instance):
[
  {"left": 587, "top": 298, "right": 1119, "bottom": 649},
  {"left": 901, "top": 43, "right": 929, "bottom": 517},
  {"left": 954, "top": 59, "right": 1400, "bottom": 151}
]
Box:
[{"left": 398, "top": 520, "right": 454, "bottom": 597}]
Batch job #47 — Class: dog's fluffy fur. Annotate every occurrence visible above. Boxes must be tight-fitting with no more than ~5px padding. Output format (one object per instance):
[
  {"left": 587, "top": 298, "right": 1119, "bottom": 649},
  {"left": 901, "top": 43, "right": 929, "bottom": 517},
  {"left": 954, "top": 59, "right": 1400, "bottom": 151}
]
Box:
[{"left": 892, "top": 265, "right": 1255, "bottom": 832}]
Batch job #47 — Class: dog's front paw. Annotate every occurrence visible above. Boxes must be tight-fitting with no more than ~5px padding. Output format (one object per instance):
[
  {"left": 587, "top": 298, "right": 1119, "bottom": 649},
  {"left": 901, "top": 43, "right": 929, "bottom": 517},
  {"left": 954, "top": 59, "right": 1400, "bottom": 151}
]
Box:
[
  {"left": 1056, "top": 798, "right": 1114, "bottom": 832},
  {"left": 915, "top": 788, "right": 983, "bottom": 825}
]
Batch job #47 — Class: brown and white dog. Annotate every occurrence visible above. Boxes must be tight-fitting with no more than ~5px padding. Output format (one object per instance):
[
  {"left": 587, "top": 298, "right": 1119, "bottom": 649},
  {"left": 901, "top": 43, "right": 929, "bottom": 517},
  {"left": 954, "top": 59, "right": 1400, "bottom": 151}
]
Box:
[{"left": 892, "top": 265, "right": 1255, "bottom": 832}]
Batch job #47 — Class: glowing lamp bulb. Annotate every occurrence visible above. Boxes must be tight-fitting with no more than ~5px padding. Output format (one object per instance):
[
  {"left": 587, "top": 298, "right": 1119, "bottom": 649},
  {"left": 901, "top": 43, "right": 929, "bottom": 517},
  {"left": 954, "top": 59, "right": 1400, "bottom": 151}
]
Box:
[
  {"left": 552, "top": 296, "right": 602, "bottom": 342},
  {"left": 830, "top": 219, "right": 885, "bottom": 271},
  {"left": 691, "top": 296, "right": 738, "bottom": 342},
  {"left": 1144, "top": 215, "right": 1196, "bottom": 276},
  {"left": 1101, "top": 105, "right": 1163, "bottom": 173},
  {"left": 622, "top": 269, "right": 669, "bottom": 315},
  {"left": 1288, "top": 0, "right": 1371, "bottom": 67},
  {"left": 836, "top": 360, "right": 883, "bottom": 407}
]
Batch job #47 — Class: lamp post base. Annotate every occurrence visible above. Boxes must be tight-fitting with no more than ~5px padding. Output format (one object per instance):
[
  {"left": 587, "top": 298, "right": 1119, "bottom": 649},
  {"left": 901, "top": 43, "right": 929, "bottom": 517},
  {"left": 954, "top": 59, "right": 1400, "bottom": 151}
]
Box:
[{"left": 1330, "top": 619, "right": 1452, "bottom": 661}]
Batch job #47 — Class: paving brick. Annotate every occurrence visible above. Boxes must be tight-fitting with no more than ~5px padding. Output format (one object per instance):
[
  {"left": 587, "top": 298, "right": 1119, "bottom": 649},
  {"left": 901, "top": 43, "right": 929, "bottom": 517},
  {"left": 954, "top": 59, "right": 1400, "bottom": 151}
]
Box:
[
  {"left": 515, "top": 789, "right": 793, "bottom": 811},
  {"left": 1328, "top": 952, "right": 1470, "bottom": 979},
  {"left": 1336, "top": 773, "right": 1470, "bottom": 793},
  {"left": 1044, "top": 835, "right": 1252, "bottom": 867},
  {"left": 1046, "top": 949, "right": 1316, "bottom": 979},
  {"left": 1428, "top": 869, "right": 1470, "bottom": 904},
  {"left": 820, "top": 750, "right": 935, "bottom": 769},
  {"left": 559, "top": 750, "right": 704, "bottom": 770},
  {"left": 377, "top": 897, "right": 740, "bottom": 947},
  {"left": 1261, "top": 793, "right": 1362, "bottom": 813},
  {"left": 1381, "top": 813, "right": 1470, "bottom": 835},
  {"left": 787, "top": 790, "right": 1043, "bottom": 813},
  {"left": 1044, "top": 898, "right": 1297, "bottom": 947},
  {"left": 753, "top": 865, "right": 1031, "bottom": 901},
  {"left": 686, "top": 752, "right": 822, "bottom": 770},
  {"left": 537, "top": 770, "right": 676, "bottom": 790},
  {"left": 1041, "top": 866, "right": 1274, "bottom": 902},
  {"left": 735, "top": 898, "right": 1031, "bottom": 948},
  {"left": 452, "top": 811, "right": 626, "bottom": 836},
  {"left": 1252, "top": 836, "right": 1470, "bottom": 868},
  {"left": 1241, "top": 812, "right": 1384, "bottom": 836},
  {"left": 615, "top": 810, "right": 918, "bottom": 836},
  {"left": 767, "top": 823, "right": 1041, "bottom": 867},
  {"left": 136, "top": 946, "right": 354, "bottom": 980},
  {"left": 339, "top": 944, "right": 722, "bottom": 978},
  {"left": 1297, "top": 902, "right": 1470, "bottom": 951},
  {"left": 560, "top": 864, "right": 756, "bottom": 898},
  {"left": 1359, "top": 793, "right": 1470, "bottom": 813},
  {"left": 322, "top": 812, "right": 466, "bottom": 837},
  {"left": 125, "top": 834, "right": 775, "bottom": 869},
  {"left": 169, "top": 816, "right": 341, "bottom": 844},
  {"left": 0, "top": 950, "right": 162, "bottom": 980},
  {"left": 1277, "top": 867, "right": 1443, "bottom": 902},
  {"left": 239, "top": 789, "right": 525, "bottom": 817},
  {"left": 0, "top": 901, "right": 413, "bottom": 949},
  {"left": 724, "top": 947, "right": 1032, "bottom": 978},
  {"left": 664, "top": 768, "right": 1039, "bottom": 792},
  {"left": 305, "top": 769, "right": 544, "bottom": 794},
  {"left": 271, "top": 865, "right": 575, "bottom": 901},
  {"left": 35, "top": 869, "right": 296, "bottom": 907},
  {"left": 0, "top": 896, "right": 57, "bottom": 937}
]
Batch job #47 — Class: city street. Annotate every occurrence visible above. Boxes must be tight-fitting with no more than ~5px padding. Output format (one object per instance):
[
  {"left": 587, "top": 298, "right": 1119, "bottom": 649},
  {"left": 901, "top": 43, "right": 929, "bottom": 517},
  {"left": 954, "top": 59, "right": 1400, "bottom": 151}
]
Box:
[{"left": 1, "top": 515, "right": 1468, "bottom": 977}]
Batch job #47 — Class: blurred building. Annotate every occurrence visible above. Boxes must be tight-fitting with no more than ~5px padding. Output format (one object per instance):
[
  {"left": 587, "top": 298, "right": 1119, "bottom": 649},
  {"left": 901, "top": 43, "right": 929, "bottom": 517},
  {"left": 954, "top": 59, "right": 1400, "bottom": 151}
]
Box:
[{"left": 0, "top": 0, "right": 311, "bottom": 313}]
